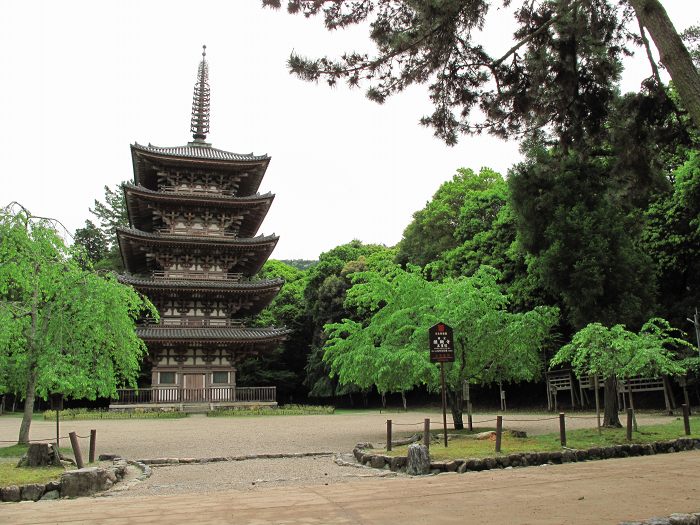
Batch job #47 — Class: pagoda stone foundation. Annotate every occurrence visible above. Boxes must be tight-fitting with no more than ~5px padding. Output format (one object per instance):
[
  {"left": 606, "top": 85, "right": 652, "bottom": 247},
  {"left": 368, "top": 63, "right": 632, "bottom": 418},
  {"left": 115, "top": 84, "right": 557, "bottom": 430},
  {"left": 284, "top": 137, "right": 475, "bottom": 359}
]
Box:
[{"left": 110, "top": 47, "right": 288, "bottom": 411}]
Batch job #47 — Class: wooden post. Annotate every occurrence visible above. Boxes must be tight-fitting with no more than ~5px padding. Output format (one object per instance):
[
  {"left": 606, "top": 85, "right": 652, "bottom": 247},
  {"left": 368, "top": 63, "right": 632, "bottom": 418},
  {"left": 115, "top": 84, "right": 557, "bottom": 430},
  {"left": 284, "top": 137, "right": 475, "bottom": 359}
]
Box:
[
  {"left": 559, "top": 413, "right": 566, "bottom": 447},
  {"left": 440, "top": 362, "right": 448, "bottom": 448},
  {"left": 495, "top": 415, "right": 503, "bottom": 453},
  {"left": 56, "top": 409, "right": 60, "bottom": 450},
  {"left": 89, "top": 429, "right": 97, "bottom": 463},
  {"left": 69, "top": 431, "right": 84, "bottom": 469},
  {"left": 423, "top": 418, "right": 430, "bottom": 451},
  {"left": 594, "top": 375, "right": 602, "bottom": 436},
  {"left": 386, "top": 420, "right": 392, "bottom": 452},
  {"left": 465, "top": 381, "right": 473, "bottom": 431},
  {"left": 682, "top": 404, "right": 691, "bottom": 436},
  {"left": 626, "top": 409, "right": 633, "bottom": 441}
]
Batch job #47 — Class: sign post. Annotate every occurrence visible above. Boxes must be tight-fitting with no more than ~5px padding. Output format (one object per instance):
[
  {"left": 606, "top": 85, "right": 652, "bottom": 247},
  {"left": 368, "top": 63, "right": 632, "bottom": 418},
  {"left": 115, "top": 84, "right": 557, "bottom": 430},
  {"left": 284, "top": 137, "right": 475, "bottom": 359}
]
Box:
[{"left": 429, "top": 323, "right": 455, "bottom": 448}]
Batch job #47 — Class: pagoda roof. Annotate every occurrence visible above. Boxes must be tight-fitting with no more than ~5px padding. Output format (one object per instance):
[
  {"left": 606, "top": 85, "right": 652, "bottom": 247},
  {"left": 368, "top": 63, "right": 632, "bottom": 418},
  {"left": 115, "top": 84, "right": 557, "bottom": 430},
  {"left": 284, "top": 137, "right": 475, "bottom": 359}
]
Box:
[
  {"left": 133, "top": 143, "right": 270, "bottom": 163},
  {"left": 136, "top": 326, "right": 290, "bottom": 343},
  {"left": 117, "top": 228, "right": 278, "bottom": 277},
  {"left": 122, "top": 183, "right": 274, "bottom": 238},
  {"left": 119, "top": 274, "right": 284, "bottom": 292},
  {"left": 130, "top": 143, "right": 270, "bottom": 196}
]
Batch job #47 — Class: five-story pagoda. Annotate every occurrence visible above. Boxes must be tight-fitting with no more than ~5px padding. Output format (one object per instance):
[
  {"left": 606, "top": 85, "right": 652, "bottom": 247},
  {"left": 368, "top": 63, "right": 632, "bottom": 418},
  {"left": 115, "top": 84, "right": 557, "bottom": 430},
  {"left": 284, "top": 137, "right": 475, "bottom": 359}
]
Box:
[{"left": 113, "top": 47, "right": 289, "bottom": 408}]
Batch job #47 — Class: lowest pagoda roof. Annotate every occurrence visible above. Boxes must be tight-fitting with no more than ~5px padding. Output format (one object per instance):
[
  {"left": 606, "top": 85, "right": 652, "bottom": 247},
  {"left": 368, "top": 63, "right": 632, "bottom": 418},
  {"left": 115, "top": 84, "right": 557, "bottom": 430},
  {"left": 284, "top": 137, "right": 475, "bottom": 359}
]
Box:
[
  {"left": 117, "top": 228, "right": 279, "bottom": 277},
  {"left": 122, "top": 183, "right": 274, "bottom": 238},
  {"left": 119, "top": 274, "right": 284, "bottom": 292},
  {"left": 136, "top": 326, "right": 290, "bottom": 343},
  {"left": 131, "top": 143, "right": 270, "bottom": 196}
]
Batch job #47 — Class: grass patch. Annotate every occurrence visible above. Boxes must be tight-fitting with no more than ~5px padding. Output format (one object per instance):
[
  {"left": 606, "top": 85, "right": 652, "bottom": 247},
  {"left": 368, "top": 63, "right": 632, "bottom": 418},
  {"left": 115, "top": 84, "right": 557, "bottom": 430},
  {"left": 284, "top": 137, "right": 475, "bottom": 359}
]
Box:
[
  {"left": 43, "top": 408, "right": 187, "bottom": 420},
  {"left": 207, "top": 404, "right": 335, "bottom": 417},
  {"left": 0, "top": 463, "right": 65, "bottom": 488},
  {"left": 382, "top": 416, "right": 700, "bottom": 460},
  {"left": 0, "top": 444, "right": 74, "bottom": 459}
]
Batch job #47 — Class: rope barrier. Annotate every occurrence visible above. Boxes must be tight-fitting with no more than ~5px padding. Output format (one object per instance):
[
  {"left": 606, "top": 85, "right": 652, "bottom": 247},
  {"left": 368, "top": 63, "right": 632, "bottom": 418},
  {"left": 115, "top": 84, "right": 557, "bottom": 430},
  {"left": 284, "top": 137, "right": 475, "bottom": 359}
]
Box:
[
  {"left": 0, "top": 433, "right": 91, "bottom": 444},
  {"left": 503, "top": 416, "right": 560, "bottom": 422}
]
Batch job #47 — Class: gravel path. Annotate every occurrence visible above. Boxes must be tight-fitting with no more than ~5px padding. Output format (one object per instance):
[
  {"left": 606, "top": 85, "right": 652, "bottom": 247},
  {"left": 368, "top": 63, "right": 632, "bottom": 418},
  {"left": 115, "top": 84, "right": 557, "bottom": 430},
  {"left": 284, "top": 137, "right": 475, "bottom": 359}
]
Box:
[{"left": 0, "top": 410, "right": 675, "bottom": 496}]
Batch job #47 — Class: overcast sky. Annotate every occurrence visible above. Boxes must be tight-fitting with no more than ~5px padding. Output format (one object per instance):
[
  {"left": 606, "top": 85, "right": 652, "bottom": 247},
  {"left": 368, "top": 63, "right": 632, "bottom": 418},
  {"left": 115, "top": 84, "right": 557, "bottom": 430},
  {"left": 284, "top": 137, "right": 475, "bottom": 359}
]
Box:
[{"left": 1, "top": 1, "right": 698, "bottom": 260}]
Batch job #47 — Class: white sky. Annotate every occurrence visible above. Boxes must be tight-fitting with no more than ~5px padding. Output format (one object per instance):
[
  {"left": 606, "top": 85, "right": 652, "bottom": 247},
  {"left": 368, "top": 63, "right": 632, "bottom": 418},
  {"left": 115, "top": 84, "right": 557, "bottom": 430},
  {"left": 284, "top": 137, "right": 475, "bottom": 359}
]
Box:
[{"left": 1, "top": 1, "right": 698, "bottom": 260}]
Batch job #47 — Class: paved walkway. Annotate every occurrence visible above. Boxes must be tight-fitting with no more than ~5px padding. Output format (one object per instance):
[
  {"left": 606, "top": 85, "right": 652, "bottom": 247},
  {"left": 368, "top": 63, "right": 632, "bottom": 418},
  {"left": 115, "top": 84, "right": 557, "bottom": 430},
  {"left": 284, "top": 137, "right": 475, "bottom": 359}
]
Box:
[{"left": 2, "top": 451, "right": 699, "bottom": 524}]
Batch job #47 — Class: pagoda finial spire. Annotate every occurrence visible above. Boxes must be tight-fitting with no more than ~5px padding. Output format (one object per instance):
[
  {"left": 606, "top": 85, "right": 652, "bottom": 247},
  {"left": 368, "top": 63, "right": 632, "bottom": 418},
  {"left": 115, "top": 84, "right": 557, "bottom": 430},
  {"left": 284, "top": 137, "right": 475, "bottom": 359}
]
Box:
[{"left": 190, "top": 45, "right": 210, "bottom": 144}]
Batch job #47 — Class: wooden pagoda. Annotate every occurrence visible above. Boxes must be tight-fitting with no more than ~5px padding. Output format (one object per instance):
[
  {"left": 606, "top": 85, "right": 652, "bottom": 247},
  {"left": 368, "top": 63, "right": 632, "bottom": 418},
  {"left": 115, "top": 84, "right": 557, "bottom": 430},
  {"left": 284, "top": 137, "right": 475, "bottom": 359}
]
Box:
[{"left": 111, "top": 46, "right": 288, "bottom": 410}]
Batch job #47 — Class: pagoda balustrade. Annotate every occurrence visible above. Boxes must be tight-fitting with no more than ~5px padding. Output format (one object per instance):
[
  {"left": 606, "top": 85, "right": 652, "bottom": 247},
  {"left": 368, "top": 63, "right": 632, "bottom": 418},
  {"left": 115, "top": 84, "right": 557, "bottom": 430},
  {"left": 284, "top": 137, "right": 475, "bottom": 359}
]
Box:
[
  {"left": 160, "top": 184, "right": 234, "bottom": 196},
  {"left": 152, "top": 270, "right": 244, "bottom": 281},
  {"left": 113, "top": 386, "right": 276, "bottom": 405},
  {"left": 144, "top": 318, "right": 246, "bottom": 328},
  {"left": 154, "top": 228, "right": 239, "bottom": 239}
]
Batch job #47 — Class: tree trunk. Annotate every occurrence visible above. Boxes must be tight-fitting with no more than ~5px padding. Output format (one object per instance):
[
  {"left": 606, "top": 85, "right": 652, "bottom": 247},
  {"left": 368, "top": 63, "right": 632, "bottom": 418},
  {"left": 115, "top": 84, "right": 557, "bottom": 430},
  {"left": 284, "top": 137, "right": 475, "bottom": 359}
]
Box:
[
  {"left": 18, "top": 280, "right": 40, "bottom": 445},
  {"left": 401, "top": 391, "right": 407, "bottom": 411},
  {"left": 446, "top": 388, "right": 464, "bottom": 430},
  {"left": 629, "top": 0, "right": 700, "bottom": 129},
  {"left": 603, "top": 376, "right": 622, "bottom": 427},
  {"left": 18, "top": 371, "right": 36, "bottom": 444}
]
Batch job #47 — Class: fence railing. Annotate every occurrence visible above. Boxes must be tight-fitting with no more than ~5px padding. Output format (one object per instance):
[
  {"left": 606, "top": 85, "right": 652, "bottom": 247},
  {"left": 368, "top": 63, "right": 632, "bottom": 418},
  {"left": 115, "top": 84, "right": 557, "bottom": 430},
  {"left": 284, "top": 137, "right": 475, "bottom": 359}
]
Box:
[
  {"left": 113, "top": 386, "right": 276, "bottom": 404},
  {"left": 152, "top": 270, "right": 243, "bottom": 281}
]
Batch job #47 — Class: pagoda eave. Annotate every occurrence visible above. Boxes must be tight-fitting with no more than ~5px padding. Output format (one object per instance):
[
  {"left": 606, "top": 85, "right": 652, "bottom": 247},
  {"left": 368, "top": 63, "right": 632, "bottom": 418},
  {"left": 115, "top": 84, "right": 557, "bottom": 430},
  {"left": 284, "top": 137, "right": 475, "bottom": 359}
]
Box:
[
  {"left": 122, "top": 183, "right": 274, "bottom": 238},
  {"left": 136, "top": 326, "right": 290, "bottom": 344}
]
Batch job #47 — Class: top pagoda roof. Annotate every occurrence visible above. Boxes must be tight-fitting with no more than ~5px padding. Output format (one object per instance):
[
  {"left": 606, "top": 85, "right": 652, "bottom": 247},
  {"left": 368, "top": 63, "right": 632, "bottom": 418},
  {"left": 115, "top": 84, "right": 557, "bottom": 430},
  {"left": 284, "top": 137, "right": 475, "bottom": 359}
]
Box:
[{"left": 132, "top": 143, "right": 270, "bottom": 163}]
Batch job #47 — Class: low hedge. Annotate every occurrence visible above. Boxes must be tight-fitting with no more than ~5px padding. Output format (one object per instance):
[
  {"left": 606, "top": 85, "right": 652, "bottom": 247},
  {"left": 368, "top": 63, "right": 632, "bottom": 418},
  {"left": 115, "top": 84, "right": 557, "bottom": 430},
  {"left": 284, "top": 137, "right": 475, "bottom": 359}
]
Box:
[
  {"left": 207, "top": 404, "right": 335, "bottom": 417},
  {"left": 42, "top": 408, "right": 187, "bottom": 420}
]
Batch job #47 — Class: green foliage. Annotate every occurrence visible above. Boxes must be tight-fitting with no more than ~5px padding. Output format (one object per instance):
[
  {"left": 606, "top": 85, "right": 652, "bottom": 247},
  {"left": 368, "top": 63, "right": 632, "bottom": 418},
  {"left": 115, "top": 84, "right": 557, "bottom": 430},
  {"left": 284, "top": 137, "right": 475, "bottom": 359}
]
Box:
[
  {"left": 510, "top": 148, "right": 656, "bottom": 330},
  {"left": 42, "top": 408, "right": 186, "bottom": 420},
  {"left": 642, "top": 152, "right": 700, "bottom": 330},
  {"left": 87, "top": 182, "right": 129, "bottom": 272},
  {"left": 303, "top": 241, "right": 393, "bottom": 398},
  {"left": 322, "top": 264, "right": 558, "bottom": 425},
  {"left": 206, "top": 404, "right": 335, "bottom": 417},
  {"left": 0, "top": 206, "right": 157, "bottom": 442},
  {"left": 550, "top": 318, "right": 692, "bottom": 380},
  {"left": 279, "top": 259, "right": 318, "bottom": 271},
  {"left": 397, "top": 168, "right": 499, "bottom": 268},
  {"left": 267, "top": 0, "right": 635, "bottom": 144},
  {"left": 73, "top": 220, "right": 107, "bottom": 267},
  {"left": 238, "top": 260, "right": 310, "bottom": 398}
]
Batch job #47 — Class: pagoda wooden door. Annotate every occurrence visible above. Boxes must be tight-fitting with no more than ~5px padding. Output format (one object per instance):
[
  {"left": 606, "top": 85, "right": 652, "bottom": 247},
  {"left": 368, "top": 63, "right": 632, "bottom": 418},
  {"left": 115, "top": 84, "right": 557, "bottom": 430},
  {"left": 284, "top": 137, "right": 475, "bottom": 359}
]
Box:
[{"left": 183, "top": 374, "right": 205, "bottom": 402}]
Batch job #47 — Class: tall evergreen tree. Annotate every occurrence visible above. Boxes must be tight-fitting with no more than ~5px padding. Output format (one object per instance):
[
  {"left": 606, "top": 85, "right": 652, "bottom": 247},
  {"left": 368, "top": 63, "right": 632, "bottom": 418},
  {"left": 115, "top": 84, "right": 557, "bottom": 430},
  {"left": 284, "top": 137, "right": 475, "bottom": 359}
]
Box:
[{"left": 265, "top": 0, "right": 700, "bottom": 142}]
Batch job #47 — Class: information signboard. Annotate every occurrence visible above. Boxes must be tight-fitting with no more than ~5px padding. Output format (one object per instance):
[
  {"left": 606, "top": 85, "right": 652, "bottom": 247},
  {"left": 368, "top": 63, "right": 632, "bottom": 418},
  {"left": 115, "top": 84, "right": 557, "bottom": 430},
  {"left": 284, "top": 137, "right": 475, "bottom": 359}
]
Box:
[{"left": 429, "top": 323, "right": 455, "bottom": 363}]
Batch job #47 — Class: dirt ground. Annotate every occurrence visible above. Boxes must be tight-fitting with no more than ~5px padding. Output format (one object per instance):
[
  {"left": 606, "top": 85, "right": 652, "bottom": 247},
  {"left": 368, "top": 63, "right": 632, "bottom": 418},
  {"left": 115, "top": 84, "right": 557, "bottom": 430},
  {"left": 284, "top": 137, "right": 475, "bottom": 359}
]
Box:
[
  {"left": 1, "top": 410, "right": 697, "bottom": 524},
  {"left": 0, "top": 409, "right": 675, "bottom": 459},
  {"left": 1, "top": 451, "right": 699, "bottom": 524}
]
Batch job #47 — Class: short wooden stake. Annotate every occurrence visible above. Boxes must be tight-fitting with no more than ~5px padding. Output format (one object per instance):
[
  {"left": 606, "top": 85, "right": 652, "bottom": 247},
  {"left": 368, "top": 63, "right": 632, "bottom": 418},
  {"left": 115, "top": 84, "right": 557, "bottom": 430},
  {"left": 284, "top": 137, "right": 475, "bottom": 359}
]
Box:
[
  {"left": 423, "top": 418, "right": 430, "bottom": 451},
  {"left": 559, "top": 412, "right": 566, "bottom": 447},
  {"left": 682, "top": 404, "right": 691, "bottom": 436},
  {"left": 89, "top": 429, "right": 97, "bottom": 463},
  {"left": 495, "top": 415, "right": 503, "bottom": 453},
  {"left": 386, "top": 419, "right": 392, "bottom": 452},
  {"left": 69, "top": 431, "right": 84, "bottom": 469},
  {"left": 626, "top": 409, "right": 633, "bottom": 441},
  {"left": 467, "top": 412, "right": 473, "bottom": 432}
]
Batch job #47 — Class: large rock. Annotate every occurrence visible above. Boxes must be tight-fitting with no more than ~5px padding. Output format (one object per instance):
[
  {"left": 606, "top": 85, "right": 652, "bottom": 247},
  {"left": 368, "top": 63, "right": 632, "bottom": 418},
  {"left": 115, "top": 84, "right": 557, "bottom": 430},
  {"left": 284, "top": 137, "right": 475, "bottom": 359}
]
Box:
[
  {"left": 20, "top": 483, "right": 45, "bottom": 501},
  {"left": 406, "top": 443, "right": 430, "bottom": 475},
  {"left": 0, "top": 485, "right": 21, "bottom": 502},
  {"left": 40, "top": 490, "right": 60, "bottom": 501},
  {"left": 60, "top": 467, "right": 115, "bottom": 498}
]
